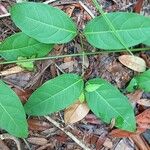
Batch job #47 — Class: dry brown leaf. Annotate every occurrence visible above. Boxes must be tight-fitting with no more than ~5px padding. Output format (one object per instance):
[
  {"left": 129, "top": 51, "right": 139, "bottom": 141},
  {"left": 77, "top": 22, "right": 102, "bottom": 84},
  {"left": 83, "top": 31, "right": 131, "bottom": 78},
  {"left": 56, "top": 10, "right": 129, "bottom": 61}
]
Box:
[
  {"left": 118, "top": 55, "right": 146, "bottom": 72},
  {"left": 13, "top": 88, "right": 32, "bottom": 104},
  {"left": 133, "top": 0, "right": 144, "bottom": 13},
  {"left": 27, "top": 137, "right": 48, "bottom": 145},
  {"left": 64, "top": 101, "right": 90, "bottom": 124},
  {"left": 85, "top": 114, "right": 101, "bottom": 125},
  {"left": 28, "top": 119, "right": 51, "bottom": 131},
  {"left": 136, "top": 109, "right": 150, "bottom": 129},
  {"left": 137, "top": 99, "right": 150, "bottom": 107},
  {"left": 103, "top": 138, "right": 113, "bottom": 149},
  {"left": 127, "top": 90, "right": 143, "bottom": 102},
  {"left": 110, "top": 109, "right": 150, "bottom": 138},
  {"left": 131, "top": 134, "right": 150, "bottom": 150},
  {"left": 0, "top": 66, "right": 25, "bottom": 76}
]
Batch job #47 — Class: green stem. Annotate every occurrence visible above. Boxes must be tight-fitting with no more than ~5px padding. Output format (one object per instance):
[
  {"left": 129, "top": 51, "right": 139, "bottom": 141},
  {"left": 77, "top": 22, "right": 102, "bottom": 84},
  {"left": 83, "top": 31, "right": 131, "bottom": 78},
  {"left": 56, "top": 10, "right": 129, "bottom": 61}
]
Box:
[
  {"left": 92, "top": 0, "right": 133, "bottom": 55},
  {"left": 0, "top": 47, "right": 149, "bottom": 65}
]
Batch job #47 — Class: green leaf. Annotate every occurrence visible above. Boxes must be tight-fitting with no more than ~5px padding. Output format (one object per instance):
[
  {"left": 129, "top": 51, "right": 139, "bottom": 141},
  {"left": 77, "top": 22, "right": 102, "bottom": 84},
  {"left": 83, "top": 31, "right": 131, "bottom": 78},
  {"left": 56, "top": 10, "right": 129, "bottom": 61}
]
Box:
[
  {"left": 127, "top": 70, "right": 150, "bottom": 92},
  {"left": 24, "top": 74, "right": 84, "bottom": 116},
  {"left": 0, "top": 80, "right": 28, "bottom": 138},
  {"left": 135, "top": 69, "right": 150, "bottom": 92},
  {"left": 11, "top": 2, "right": 77, "bottom": 44},
  {"left": 126, "top": 78, "right": 138, "bottom": 92},
  {"left": 0, "top": 32, "right": 53, "bottom": 61},
  {"left": 84, "top": 12, "right": 150, "bottom": 50},
  {"left": 85, "top": 78, "right": 136, "bottom": 132},
  {"left": 143, "top": 39, "right": 150, "bottom": 46},
  {"left": 79, "top": 92, "right": 85, "bottom": 103},
  {"left": 17, "top": 56, "right": 35, "bottom": 71},
  {"left": 85, "top": 84, "right": 101, "bottom": 92}
]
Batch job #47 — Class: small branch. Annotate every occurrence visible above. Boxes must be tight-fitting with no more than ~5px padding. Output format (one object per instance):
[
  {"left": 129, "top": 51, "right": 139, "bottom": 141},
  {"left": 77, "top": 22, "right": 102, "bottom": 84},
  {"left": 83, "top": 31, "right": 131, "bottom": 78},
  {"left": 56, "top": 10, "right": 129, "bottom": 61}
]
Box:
[
  {"left": 44, "top": 0, "right": 57, "bottom": 4},
  {"left": 45, "top": 116, "right": 91, "bottom": 150},
  {"left": 0, "top": 47, "right": 149, "bottom": 65},
  {"left": 79, "top": 1, "right": 95, "bottom": 18}
]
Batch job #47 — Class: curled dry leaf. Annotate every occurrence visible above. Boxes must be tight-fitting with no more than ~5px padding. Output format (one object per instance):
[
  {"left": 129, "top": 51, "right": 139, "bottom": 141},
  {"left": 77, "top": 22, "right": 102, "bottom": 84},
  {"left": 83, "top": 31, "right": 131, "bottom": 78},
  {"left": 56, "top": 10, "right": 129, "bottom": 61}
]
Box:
[
  {"left": 118, "top": 55, "right": 146, "bottom": 72},
  {"left": 28, "top": 118, "right": 50, "bottom": 131},
  {"left": 64, "top": 101, "right": 90, "bottom": 124},
  {"left": 27, "top": 137, "right": 48, "bottom": 145},
  {"left": 110, "top": 109, "right": 150, "bottom": 138}
]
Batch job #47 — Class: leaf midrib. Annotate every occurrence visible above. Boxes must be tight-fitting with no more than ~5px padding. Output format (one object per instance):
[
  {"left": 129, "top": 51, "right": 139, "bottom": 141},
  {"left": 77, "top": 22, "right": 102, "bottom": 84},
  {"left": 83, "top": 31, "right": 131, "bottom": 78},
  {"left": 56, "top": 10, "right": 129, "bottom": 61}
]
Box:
[
  {"left": 27, "top": 79, "right": 82, "bottom": 110},
  {"left": 26, "top": 16, "right": 76, "bottom": 34},
  {"left": 93, "top": 88, "right": 132, "bottom": 129},
  {"left": 0, "top": 102, "right": 18, "bottom": 129},
  {"left": 84, "top": 27, "right": 150, "bottom": 35},
  {"left": 0, "top": 42, "right": 42, "bottom": 52}
]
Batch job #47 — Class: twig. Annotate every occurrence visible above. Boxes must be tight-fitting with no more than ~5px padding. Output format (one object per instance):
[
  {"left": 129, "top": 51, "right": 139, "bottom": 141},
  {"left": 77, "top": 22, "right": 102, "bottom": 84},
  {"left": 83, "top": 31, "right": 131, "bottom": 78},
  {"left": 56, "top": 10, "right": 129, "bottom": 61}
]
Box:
[
  {"left": 0, "top": 47, "right": 150, "bottom": 65},
  {"left": 22, "top": 138, "right": 32, "bottom": 150},
  {"left": 0, "top": 133, "right": 21, "bottom": 150},
  {"left": 79, "top": 1, "right": 95, "bottom": 18},
  {"left": 44, "top": 0, "right": 57, "bottom": 4},
  {"left": 44, "top": 116, "right": 91, "bottom": 150}
]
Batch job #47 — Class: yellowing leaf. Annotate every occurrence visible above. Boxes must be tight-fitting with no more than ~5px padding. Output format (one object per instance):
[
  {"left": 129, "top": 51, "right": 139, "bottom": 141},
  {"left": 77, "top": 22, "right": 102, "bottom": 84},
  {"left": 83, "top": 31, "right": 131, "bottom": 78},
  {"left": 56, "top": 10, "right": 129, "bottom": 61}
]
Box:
[
  {"left": 119, "top": 55, "right": 146, "bottom": 72},
  {"left": 64, "top": 101, "right": 90, "bottom": 124}
]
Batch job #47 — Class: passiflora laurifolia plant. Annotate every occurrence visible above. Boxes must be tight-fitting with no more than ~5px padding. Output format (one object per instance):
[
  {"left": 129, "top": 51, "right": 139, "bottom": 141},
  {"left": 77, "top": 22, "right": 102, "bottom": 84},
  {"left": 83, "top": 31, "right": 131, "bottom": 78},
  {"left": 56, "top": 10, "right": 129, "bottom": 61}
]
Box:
[{"left": 0, "top": 0, "right": 150, "bottom": 138}]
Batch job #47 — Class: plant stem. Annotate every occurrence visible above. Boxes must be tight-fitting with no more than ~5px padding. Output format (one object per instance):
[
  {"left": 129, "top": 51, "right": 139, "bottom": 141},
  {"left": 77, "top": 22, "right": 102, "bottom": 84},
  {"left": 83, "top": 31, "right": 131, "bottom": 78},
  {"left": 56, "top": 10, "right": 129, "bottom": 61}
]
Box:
[
  {"left": 92, "top": 0, "right": 133, "bottom": 55},
  {"left": 0, "top": 47, "right": 149, "bottom": 65}
]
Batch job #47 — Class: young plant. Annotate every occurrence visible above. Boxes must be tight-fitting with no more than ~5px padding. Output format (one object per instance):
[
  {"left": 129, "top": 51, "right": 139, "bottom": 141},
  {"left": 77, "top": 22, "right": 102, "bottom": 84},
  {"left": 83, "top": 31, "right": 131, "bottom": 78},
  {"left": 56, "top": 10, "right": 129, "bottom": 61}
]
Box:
[{"left": 0, "top": 1, "right": 150, "bottom": 138}]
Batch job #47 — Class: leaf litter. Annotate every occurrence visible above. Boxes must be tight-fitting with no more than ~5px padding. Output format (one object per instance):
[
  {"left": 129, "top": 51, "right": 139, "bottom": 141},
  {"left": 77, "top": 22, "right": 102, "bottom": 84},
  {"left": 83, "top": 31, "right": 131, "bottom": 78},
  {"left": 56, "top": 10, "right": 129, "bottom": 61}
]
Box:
[{"left": 0, "top": 0, "right": 150, "bottom": 149}]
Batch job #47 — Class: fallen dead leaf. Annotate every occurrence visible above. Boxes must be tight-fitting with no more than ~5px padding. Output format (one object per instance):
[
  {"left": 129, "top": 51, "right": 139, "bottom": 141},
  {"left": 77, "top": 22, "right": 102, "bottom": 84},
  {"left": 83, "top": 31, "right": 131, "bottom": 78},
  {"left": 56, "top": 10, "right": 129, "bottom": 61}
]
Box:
[
  {"left": 27, "top": 137, "right": 48, "bottom": 145},
  {"left": 103, "top": 138, "right": 113, "bottom": 149},
  {"left": 28, "top": 118, "right": 51, "bottom": 131},
  {"left": 131, "top": 134, "right": 150, "bottom": 150},
  {"left": 64, "top": 101, "right": 90, "bottom": 124},
  {"left": 115, "top": 139, "right": 134, "bottom": 150},
  {"left": 110, "top": 109, "right": 150, "bottom": 138},
  {"left": 118, "top": 55, "right": 146, "bottom": 72},
  {"left": 136, "top": 109, "right": 150, "bottom": 129},
  {"left": 85, "top": 114, "right": 101, "bottom": 125},
  {"left": 0, "top": 66, "right": 25, "bottom": 76},
  {"left": 127, "top": 90, "right": 150, "bottom": 106},
  {"left": 137, "top": 99, "right": 150, "bottom": 107},
  {"left": 133, "top": 0, "right": 144, "bottom": 13},
  {"left": 13, "top": 88, "right": 32, "bottom": 104},
  {"left": 127, "top": 90, "right": 143, "bottom": 102}
]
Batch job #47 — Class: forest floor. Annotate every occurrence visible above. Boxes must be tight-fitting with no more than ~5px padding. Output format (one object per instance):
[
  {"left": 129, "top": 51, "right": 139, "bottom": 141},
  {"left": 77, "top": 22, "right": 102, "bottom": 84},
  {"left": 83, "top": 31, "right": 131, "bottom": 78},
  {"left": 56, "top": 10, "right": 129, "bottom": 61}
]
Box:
[{"left": 0, "top": 0, "right": 150, "bottom": 150}]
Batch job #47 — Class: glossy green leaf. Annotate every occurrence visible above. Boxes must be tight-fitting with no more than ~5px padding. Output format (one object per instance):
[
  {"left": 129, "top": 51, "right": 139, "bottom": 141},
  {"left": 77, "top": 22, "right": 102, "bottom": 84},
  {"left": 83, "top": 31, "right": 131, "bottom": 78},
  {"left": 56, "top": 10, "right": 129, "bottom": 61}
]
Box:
[
  {"left": 11, "top": 2, "right": 77, "bottom": 44},
  {"left": 84, "top": 12, "right": 150, "bottom": 49},
  {"left": 127, "top": 69, "right": 150, "bottom": 92},
  {"left": 85, "top": 78, "right": 136, "bottom": 132},
  {"left": 136, "top": 69, "right": 150, "bottom": 92},
  {"left": 143, "top": 39, "right": 150, "bottom": 46},
  {"left": 0, "top": 32, "right": 53, "bottom": 61},
  {"left": 24, "top": 74, "right": 84, "bottom": 116},
  {"left": 0, "top": 80, "right": 28, "bottom": 138}
]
